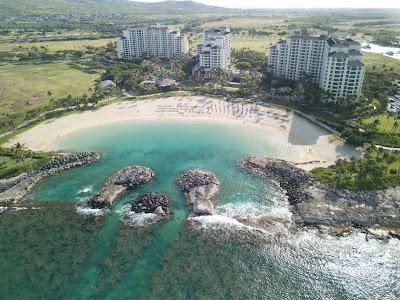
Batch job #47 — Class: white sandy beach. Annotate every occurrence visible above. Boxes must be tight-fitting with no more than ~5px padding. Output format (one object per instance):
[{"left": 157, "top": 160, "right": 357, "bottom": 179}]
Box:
[{"left": 7, "top": 96, "right": 360, "bottom": 170}]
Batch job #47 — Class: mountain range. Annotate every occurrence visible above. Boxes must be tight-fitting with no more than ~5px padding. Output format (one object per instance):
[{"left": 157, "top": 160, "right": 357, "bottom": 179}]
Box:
[{"left": 0, "top": 0, "right": 239, "bottom": 16}]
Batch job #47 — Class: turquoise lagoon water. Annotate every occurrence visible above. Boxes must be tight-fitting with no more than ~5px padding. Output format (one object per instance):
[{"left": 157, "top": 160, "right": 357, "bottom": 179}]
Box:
[{"left": 1, "top": 120, "right": 399, "bottom": 299}]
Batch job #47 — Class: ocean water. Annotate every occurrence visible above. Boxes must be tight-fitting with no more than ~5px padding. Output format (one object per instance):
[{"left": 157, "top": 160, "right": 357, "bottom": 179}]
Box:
[{"left": 1, "top": 120, "right": 399, "bottom": 299}]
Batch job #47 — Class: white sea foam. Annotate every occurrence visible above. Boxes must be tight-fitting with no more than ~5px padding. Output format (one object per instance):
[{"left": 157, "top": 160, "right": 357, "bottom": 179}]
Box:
[
  {"left": 123, "top": 211, "right": 160, "bottom": 227},
  {"left": 259, "top": 228, "right": 400, "bottom": 299},
  {"left": 216, "top": 202, "right": 292, "bottom": 223},
  {"left": 118, "top": 204, "right": 160, "bottom": 227},
  {"left": 76, "top": 205, "right": 107, "bottom": 216},
  {"left": 0, "top": 206, "right": 29, "bottom": 212},
  {"left": 77, "top": 185, "right": 94, "bottom": 195},
  {"left": 190, "top": 214, "right": 268, "bottom": 234},
  {"left": 13, "top": 207, "right": 28, "bottom": 211},
  {"left": 188, "top": 201, "right": 294, "bottom": 236}
]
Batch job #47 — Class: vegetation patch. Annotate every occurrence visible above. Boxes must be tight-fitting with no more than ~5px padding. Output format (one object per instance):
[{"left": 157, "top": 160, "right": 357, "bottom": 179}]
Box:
[
  {"left": 360, "top": 114, "right": 400, "bottom": 147},
  {"left": 312, "top": 148, "right": 400, "bottom": 190},
  {"left": 0, "top": 38, "right": 114, "bottom": 53},
  {"left": 232, "top": 34, "right": 281, "bottom": 53},
  {"left": 0, "top": 62, "right": 99, "bottom": 114},
  {"left": 0, "top": 146, "right": 54, "bottom": 179}
]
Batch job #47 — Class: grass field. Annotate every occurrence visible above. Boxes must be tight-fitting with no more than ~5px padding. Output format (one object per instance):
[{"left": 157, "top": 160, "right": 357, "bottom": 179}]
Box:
[
  {"left": 199, "top": 16, "right": 299, "bottom": 29},
  {"left": 0, "top": 148, "right": 53, "bottom": 179},
  {"left": 0, "top": 62, "right": 99, "bottom": 114},
  {"left": 0, "top": 38, "right": 115, "bottom": 53},
  {"left": 0, "top": 29, "right": 103, "bottom": 42},
  {"left": 361, "top": 113, "right": 400, "bottom": 147},
  {"left": 362, "top": 114, "right": 400, "bottom": 134},
  {"left": 232, "top": 34, "right": 281, "bottom": 53},
  {"left": 362, "top": 52, "right": 400, "bottom": 73}
]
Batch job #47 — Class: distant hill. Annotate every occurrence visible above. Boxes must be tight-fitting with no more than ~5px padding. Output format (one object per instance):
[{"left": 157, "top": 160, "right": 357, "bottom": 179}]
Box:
[{"left": 0, "top": 0, "right": 238, "bottom": 16}]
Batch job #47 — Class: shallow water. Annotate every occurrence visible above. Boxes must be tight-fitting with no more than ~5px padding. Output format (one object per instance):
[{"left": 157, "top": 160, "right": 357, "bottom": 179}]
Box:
[{"left": 1, "top": 120, "right": 399, "bottom": 299}]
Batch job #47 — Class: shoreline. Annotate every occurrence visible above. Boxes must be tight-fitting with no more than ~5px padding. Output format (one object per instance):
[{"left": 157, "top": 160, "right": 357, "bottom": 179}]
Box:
[
  {"left": 239, "top": 157, "right": 400, "bottom": 240},
  {"left": 0, "top": 152, "right": 100, "bottom": 204},
  {"left": 6, "top": 96, "right": 360, "bottom": 170}
]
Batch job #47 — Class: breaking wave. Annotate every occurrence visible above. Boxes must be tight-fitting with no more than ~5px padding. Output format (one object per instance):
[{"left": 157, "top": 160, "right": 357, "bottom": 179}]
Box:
[
  {"left": 117, "top": 204, "right": 160, "bottom": 227},
  {"left": 76, "top": 205, "right": 108, "bottom": 217},
  {"left": 189, "top": 201, "right": 292, "bottom": 236},
  {"left": 76, "top": 185, "right": 94, "bottom": 195},
  {"left": 0, "top": 206, "right": 41, "bottom": 213}
]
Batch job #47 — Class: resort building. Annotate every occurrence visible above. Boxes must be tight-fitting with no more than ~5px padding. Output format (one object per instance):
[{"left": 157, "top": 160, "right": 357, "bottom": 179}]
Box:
[
  {"left": 193, "top": 27, "right": 231, "bottom": 74},
  {"left": 117, "top": 25, "right": 189, "bottom": 60},
  {"left": 268, "top": 34, "right": 365, "bottom": 100}
]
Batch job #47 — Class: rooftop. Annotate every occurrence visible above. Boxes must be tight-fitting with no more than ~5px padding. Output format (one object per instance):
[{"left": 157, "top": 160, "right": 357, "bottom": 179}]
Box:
[
  {"left": 348, "top": 50, "right": 362, "bottom": 56},
  {"left": 327, "top": 37, "right": 360, "bottom": 48},
  {"left": 345, "top": 38, "right": 360, "bottom": 46},
  {"left": 329, "top": 52, "right": 349, "bottom": 58},
  {"left": 204, "top": 27, "right": 230, "bottom": 36},
  {"left": 348, "top": 60, "right": 365, "bottom": 67},
  {"left": 289, "top": 34, "right": 327, "bottom": 41}
]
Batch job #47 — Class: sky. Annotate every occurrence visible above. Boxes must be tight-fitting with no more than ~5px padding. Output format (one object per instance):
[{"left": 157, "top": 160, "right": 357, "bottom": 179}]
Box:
[{"left": 139, "top": 0, "right": 400, "bottom": 9}]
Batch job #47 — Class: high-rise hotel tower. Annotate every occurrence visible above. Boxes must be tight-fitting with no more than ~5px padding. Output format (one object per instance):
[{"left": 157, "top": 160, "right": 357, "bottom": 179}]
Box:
[
  {"left": 269, "top": 34, "right": 365, "bottom": 100},
  {"left": 117, "top": 25, "right": 188, "bottom": 60}
]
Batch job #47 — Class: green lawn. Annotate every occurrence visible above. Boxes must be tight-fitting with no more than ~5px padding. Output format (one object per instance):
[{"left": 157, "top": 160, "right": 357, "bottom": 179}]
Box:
[
  {"left": 362, "top": 52, "right": 400, "bottom": 73},
  {"left": 199, "top": 16, "right": 296, "bottom": 29},
  {"left": 361, "top": 113, "right": 400, "bottom": 147},
  {"left": 232, "top": 34, "right": 280, "bottom": 53},
  {"left": 0, "top": 38, "right": 115, "bottom": 53},
  {"left": 0, "top": 148, "right": 53, "bottom": 179},
  {"left": 0, "top": 29, "right": 103, "bottom": 42},
  {"left": 362, "top": 114, "right": 400, "bottom": 134},
  {"left": 0, "top": 61, "right": 99, "bottom": 114}
]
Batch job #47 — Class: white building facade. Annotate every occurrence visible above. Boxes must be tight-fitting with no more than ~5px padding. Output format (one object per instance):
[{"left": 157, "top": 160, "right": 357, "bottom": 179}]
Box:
[
  {"left": 195, "top": 27, "right": 231, "bottom": 72},
  {"left": 269, "top": 34, "right": 365, "bottom": 100},
  {"left": 117, "top": 25, "right": 188, "bottom": 60}
]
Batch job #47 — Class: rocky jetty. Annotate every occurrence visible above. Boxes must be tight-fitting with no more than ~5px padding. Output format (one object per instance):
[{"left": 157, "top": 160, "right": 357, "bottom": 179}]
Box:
[
  {"left": 240, "top": 157, "right": 400, "bottom": 236},
  {"left": 0, "top": 152, "right": 100, "bottom": 204},
  {"left": 177, "top": 169, "right": 220, "bottom": 216},
  {"left": 131, "top": 192, "right": 172, "bottom": 216},
  {"left": 88, "top": 166, "right": 155, "bottom": 209},
  {"left": 240, "top": 157, "right": 314, "bottom": 204}
]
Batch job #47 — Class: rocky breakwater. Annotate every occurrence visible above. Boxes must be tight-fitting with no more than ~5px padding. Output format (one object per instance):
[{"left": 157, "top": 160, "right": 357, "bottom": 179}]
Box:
[
  {"left": 240, "top": 157, "right": 315, "bottom": 205},
  {"left": 87, "top": 166, "right": 155, "bottom": 209},
  {"left": 121, "top": 192, "right": 171, "bottom": 227},
  {"left": 240, "top": 157, "right": 400, "bottom": 239},
  {"left": 0, "top": 152, "right": 100, "bottom": 204},
  {"left": 177, "top": 169, "right": 220, "bottom": 216},
  {"left": 131, "top": 192, "right": 172, "bottom": 216}
]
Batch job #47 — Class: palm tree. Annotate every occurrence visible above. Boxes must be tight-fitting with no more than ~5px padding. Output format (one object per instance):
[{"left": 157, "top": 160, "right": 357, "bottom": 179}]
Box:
[
  {"left": 12, "top": 142, "right": 25, "bottom": 161},
  {"left": 372, "top": 119, "right": 380, "bottom": 132},
  {"left": 382, "top": 113, "right": 394, "bottom": 133},
  {"left": 14, "top": 142, "right": 24, "bottom": 151},
  {"left": 390, "top": 121, "right": 399, "bottom": 135}
]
